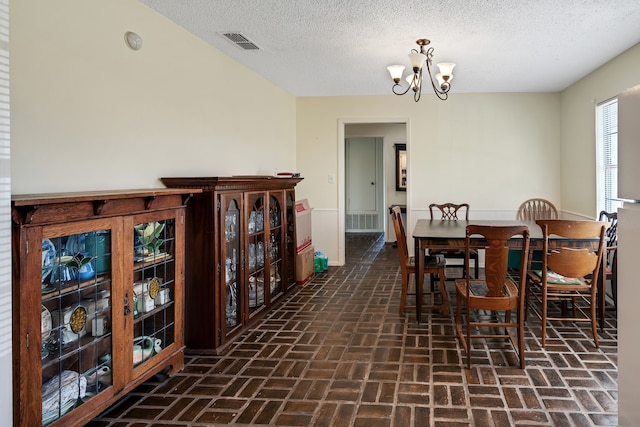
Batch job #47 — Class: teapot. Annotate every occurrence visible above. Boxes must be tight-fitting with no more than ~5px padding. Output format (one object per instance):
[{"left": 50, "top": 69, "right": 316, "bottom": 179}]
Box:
[{"left": 133, "top": 336, "right": 162, "bottom": 365}]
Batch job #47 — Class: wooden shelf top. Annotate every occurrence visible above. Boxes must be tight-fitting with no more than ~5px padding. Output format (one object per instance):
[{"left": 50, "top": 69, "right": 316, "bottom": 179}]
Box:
[
  {"left": 12, "top": 188, "right": 200, "bottom": 206},
  {"left": 161, "top": 176, "right": 303, "bottom": 191}
]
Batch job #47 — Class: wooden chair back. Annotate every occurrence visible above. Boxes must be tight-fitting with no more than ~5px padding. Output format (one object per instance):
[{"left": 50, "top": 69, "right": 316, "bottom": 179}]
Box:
[
  {"left": 429, "top": 203, "right": 470, "bottom": 220},
  {"left": 599, "top": 210, "right": 618, "bottom": 250},
  {"left": 465, "top": 225, "right": 530, "bottom": 298},
  {"left": 536, "top": 220, "right": 607, "bottom": 281},
  {"left": 517, "top": 198, "right": 558, "bottom": 221},
  {"left": 597, "top": 211, "right": 618, "bottom": 307},
  {"left": 391, "top": 206, "right": 410, "bottom": 270}
]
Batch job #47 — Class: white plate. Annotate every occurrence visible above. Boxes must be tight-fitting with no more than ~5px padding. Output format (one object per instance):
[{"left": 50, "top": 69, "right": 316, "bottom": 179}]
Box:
[
  {"left": 41, "top": 304, "right": 52, "bottom": 341},
  {"left": 42, "top": 398, "right": 75, "bottom": 425}
]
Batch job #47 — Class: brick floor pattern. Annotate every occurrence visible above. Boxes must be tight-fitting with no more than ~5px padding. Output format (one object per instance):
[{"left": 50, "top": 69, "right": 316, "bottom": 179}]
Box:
[{"left": 89, "top": 233, "right": 618, "bottom": 427}]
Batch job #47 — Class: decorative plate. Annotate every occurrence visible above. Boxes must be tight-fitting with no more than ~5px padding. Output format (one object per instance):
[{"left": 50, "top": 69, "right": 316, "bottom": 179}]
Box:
[
  {"left": 41, "top": 239, "right": 56, "bottom": 282},
  {"left": 148, "top": 277, "right": 160, "bottom": 299},
  {"left": 69, "top": 306, "right": 87, "bottom": 334},
  {"left": 41, "top": 285, "right": 56, "bottom": 295},
  {"left": 42, "top": 304, "right": 52, "bottom": 339}
]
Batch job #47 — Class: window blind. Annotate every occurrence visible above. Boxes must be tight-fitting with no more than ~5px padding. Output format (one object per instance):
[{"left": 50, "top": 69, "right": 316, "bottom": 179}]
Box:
[{"left": 597, "top": 98, "right": 621, "bottom": 214}]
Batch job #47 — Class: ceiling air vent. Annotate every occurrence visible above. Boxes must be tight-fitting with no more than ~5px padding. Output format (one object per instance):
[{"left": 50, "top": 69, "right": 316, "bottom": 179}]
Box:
[{"left": 220, "top": 32, "right": 261, "bottom": 50}]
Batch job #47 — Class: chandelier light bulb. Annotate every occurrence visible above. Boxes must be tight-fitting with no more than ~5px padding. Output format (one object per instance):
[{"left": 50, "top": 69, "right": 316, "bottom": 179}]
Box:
[
  {"left": 408, "top": 51, "right": 427, "bottom": 72},
  {"left": 387, "top": 65, "right": 406, "bottom": 83},
  {"left": 435, "top": 73, "right": 451, "bottom": 91},
  {"left": 436, "top": 62, "right": 456, "bottom": 79}
]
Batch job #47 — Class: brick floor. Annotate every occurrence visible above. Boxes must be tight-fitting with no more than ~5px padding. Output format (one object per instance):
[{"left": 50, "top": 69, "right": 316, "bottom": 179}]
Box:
[{"left": 89, "top": 233, "right": 618, "bottom": 426}]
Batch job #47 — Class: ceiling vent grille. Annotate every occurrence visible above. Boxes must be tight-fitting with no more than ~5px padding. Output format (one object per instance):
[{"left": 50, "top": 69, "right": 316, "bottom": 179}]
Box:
[{"left": 220, "top": 32, "right": 260, "bottom": 50}]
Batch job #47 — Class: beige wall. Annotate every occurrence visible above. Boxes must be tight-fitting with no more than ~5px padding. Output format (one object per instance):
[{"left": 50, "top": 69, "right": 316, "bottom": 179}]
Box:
[
  {"left": 296, "top": 93, "right": 562, "bottom": 263},
  {"left": 10, "top": 0, "right": 297, "bottom": 194},
  {"left": 561, "top": 42, "right": 640, "bottom": 217},
  {"left": 559, "top": 42, "right": 640, "bottom": 427},
  {"left": 1, "top": 0, "right": 9, "bottom": 422}
]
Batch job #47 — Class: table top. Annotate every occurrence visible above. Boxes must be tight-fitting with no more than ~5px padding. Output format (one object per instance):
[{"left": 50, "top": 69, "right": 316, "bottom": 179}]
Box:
[{"left": 412, "top": 219, "right": 542, "bottom": 240}]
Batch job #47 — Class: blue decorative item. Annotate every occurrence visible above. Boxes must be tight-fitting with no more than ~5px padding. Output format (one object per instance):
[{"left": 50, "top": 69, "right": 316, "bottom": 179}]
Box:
[
  {"left": 66, "top": 253, "right": 95, "bottom": 280},
  {"left": 41, "top": 239, "right": 56, "bottom": 283},
  {"left": 85, "top": 231, "right": 110, "bottom": 274}
]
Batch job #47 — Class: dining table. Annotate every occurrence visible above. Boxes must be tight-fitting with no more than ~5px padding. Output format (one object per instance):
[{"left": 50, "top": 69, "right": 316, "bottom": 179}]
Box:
[{"left": 412, "top": 219, "right": 607, "bottom": 326}]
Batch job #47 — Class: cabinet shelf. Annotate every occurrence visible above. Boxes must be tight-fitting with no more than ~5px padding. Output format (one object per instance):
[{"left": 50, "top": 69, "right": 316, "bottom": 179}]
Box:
[
  {"left": 133, "top": 252, "right": 172, "bottom": 267},
  {"left": 133, "top": 300, "right": 176, "bottom": 324},
  {"left": 41, "top": 275, "right": 111, "bottom": 301},
  {"left": 41, "top": 332, "right": 112, "bottom": 371}
]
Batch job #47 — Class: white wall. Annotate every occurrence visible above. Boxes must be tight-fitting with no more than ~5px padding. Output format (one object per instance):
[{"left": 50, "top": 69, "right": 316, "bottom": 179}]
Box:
[
  {"left": 10, "top": 0, "right": 297, "bottom": 194},
  {"left": 296, "top": 93, "right": 562, "bottom": 263}
]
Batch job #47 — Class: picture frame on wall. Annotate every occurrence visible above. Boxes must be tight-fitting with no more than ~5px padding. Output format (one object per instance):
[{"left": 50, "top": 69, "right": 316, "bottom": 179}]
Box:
[{"left": 395, "top": 143, "right": 407, "bottom": 191}]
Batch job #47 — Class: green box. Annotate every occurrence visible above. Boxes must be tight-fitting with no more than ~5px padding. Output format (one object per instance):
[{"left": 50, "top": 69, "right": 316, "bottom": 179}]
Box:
[{"left": 314, "top": 251, "right": 328, "bottom": 272}]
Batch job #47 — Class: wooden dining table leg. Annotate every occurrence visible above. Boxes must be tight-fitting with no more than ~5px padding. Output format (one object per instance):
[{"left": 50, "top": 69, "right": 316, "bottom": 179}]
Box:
[{"left": 415, "top": 237, "right": 423, "bottom": 323}]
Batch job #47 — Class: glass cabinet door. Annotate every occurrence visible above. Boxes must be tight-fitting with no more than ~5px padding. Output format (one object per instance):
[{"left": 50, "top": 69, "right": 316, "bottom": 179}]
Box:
[
  {"left": 285, "top": 190, "right": 296, "bottom": 288},
  {"left": 246, "top": 192, "right": 266, "bottom": 318},
  {"left": 221, "top": 195, "right": 242, "bottom": 333},
  {"left": 268, "top": 192, "right": 284, "bottom": 301},
  {"left": 40, "top": 221, "right": 113, "bottom": 425},
  {"left": 131, "top": 215, "right": 177, "bottom": 369}
]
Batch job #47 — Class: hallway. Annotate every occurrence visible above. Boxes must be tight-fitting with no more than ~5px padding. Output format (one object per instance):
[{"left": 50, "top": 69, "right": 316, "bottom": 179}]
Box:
[{"left": 90, "top": 233, "right": 618, "bottom": 426}]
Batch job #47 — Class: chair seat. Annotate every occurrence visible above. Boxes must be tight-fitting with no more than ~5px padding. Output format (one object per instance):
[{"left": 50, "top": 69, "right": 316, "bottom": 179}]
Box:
[
  {"left": 456, "top": 279, "right": 519, "bottom": 309},
  {"left": 456, "top": 280, "right": 509, "bottom": 297},
  {"left": 527, "top": 270, "right": 590, "bottom": 291},
  {"left": 432, "top": 248, "right": 477, "bottom": 256},
  {"left": 409, "top": 254, "right": 446, "bottom": 267}
]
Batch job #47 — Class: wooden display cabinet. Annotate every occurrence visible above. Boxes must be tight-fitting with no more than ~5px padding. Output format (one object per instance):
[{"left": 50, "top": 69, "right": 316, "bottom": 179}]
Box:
[
  {"left": 161, "top": 176, "right": 302, "bottom": 353},
  {"left": 11, "top": 189, "right": 198, "bottom": 427}
]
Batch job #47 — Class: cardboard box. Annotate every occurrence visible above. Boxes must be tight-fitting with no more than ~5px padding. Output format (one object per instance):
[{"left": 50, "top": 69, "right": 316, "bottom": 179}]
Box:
[
  {"left": 295, "top": 199, "right": 312, "bottom": 253},
  {"left": 295, "top": 245, "right": 315, "bottom": 286}
]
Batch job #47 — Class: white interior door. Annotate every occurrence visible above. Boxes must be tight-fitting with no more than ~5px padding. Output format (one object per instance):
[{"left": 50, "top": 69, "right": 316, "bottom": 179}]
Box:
[{"left": 345, "top": 137, "right": 383, "bottom": 232}]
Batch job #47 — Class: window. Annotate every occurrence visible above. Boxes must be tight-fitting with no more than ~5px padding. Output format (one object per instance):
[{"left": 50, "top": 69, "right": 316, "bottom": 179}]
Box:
[{"left": 596, "top": 98, "right": 622, "bottom": 214}]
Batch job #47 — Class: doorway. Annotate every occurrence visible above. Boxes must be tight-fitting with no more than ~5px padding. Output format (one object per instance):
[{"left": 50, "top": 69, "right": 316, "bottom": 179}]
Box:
[
  {"left": 345, "top": 137, "right": 384, "bottom": 232},
  {"left": 337, "top": 120, "right": 409, "bottom": 265}
]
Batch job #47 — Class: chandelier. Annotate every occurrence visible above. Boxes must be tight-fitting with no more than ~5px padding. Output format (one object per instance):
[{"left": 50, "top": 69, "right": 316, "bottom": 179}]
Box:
[{"left": 387, "top": 39, "right": 455, "bottom": 102}]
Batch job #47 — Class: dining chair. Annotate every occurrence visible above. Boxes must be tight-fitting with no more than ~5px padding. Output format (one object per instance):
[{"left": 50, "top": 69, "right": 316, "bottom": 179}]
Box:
[
  {"left": 594, "top": 210, "right": 618, "bottom": 309},
  {"left": 516, "top": 198, "right": 558, "bottom": 221},
  {"left": 510, "top": 198, "right": 559, "bottom": 273},
  {"left": 526, "top": 219, "right": 608, "bottom": 348},
  {"left": 455, "top": 224, "right": 530, "bottom": 369},
  {"left": 390, "top": 206, "right": 448, "bottom": 316},
  {"left": 428, "top": 203, "right": 479, "bottom": 284}
]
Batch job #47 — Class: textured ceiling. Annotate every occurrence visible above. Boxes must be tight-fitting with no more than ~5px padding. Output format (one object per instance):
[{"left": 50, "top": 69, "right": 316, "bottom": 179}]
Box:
[{"left": 139, "top": 0, "right": 640, "bottom": 97}]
